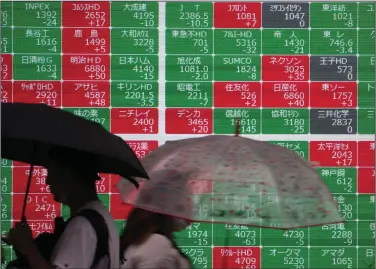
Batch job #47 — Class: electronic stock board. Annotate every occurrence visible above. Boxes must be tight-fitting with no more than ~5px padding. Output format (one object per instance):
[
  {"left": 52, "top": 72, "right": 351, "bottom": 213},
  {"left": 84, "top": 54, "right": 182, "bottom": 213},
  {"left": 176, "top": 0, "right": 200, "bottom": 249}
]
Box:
[{"left": 0, "top": 1, "right": 375, "bottom": 268}]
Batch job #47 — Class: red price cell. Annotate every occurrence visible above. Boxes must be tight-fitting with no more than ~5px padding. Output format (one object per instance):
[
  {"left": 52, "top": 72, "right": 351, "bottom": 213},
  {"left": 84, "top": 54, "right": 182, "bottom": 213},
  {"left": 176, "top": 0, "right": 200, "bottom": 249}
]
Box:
[
  {"left": 111, "top": 174, "right": 121, "bottom": 193},
  {"left": 1, "top": 54, "right": 12, "bottom": 80},
  {"left": 96, "top": 173, "right": 110, "bottom": 193},
  {"left": 358, "top": 168, "right": 375, "bottom": 194},
  {"left": 13, "top": 194, "right": 61, "bottom": 221},
  {"left": 13, "top": 167, "right": 50, "bottom": 194},
  {"left": 62, "top": 1, "right": 110, "bottom": 27},
  {"left": 110, "top": 193, "right": 133, "bottom": 220},
  {"left": 13, "top": 161, "right": 31, "bottom": 167},
  {"left": 262, "top": 56, "right": 309, "bottom": 81},
  {"left": 358, "top": 141, "right": 375, "bottom": 167},
  {"left": 13, "top": 81, "right": 61, "bottom": 107},
  {"left": 309, "top": 141, "right": 357, "bottom": 167},
  {"left": 62, "top": 55, "right": 110, "bottom": 81},
  {"left": 214, "top": 3, "right": 261, "bottom": 28},
  {"left": 310, "top": 82, "right": 357, "bottom": 108},
  {"left": 165, "top": 108, "right": 213, "bottom": 134},
  {"left": 214, "top": 82, "right": 261, "bottom": 108},
  {"left": 62, "top": 81, "right": 110, "bottom": 107},
  {"left": 262, "top": 82, "right": 309, "bottom": 108},
  {"left": 27, "top": 220, "right": 55, "bottom": 237},
  {"left": 1, "top": 81, "right": 13, "bottom": 103},
  {"left": 62, "top": 28, "right": 110, "bottom": 54},
  {"left": 111, "top": 140, "right": 158, "bottom": 192},
  {"left": 127, "top": 140, "right": 159, "bottom": 159},
  {"left": 213, "top": 247, "right": 260, "bottom": 269},
  {"left": 111, "top": 108, "right": 158, "bottom": 134}
]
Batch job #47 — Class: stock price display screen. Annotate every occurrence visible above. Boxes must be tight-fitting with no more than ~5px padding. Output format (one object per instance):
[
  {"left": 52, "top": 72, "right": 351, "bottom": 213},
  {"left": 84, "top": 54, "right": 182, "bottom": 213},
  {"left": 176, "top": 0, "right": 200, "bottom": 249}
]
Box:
[{"left": 0, "top": 1, "right": 375, "bottom": 268}]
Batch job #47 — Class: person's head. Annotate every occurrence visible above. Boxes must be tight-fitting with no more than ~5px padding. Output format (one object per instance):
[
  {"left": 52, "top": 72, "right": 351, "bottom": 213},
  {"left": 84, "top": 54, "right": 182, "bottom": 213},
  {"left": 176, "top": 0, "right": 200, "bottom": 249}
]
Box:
[
  {"left": 120, "top": 208, "right": 192, "bottom": 264},
  {"left": 120, "top": 208, "right": 175, "bottom": 245},
  {"left": 46, "top": 147, "right": 100, "bottom": 205}
]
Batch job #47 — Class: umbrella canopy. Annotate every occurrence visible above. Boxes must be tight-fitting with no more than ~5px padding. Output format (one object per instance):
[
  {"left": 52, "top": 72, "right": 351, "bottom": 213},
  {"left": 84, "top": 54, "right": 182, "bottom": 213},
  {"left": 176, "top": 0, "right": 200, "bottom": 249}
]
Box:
[
  {"left": 117, "top": 135, "right": 343, "bottom": 229},
  {"left": 1, "top": 102, "right": 149, "bottom": 182}
]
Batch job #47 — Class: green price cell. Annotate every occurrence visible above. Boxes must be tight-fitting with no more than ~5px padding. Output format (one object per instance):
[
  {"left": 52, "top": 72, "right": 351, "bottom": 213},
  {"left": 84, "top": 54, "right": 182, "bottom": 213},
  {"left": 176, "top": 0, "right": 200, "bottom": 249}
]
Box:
[
  {"left": 333, "top": 194, "right": 357, "bottom": 220},
  {"left": 1, "top": 220, "right": 11, "bottom": 237},
  {"left": 212, "top": 224, "right": 260, "bottom": 247},
  {"left": 214, "top": 30, "right": 261, "bottom": 55},
  {"left": 13, "top": 1, "right": 61, "bottom": 27},
  {"left": 1, "top": 27, "right": 12, "bottom": 54},
  {"left": 98, "top": 194, "right": 110, "bottom": 210},
  {"left": 262, "top": 29, "right": 309, "bottom": 55},
  {"left": 358, "top": 194, "right": 375, "bottom": 221},
  {"left": 111, "top": 81, "right": 158, "bottom": 108},
  {"left": 0, "top": 159, "right": 12, "bottom": 167},
  {"left": 166, "top": 55, "right": 212, "bottom": 82},
  {"left": 175, "top": 223, "right": 212, "bottom": 247},
  {"left": 309, "top": 247, "right": 357, "bottom": 269},
  {"left": 358, "top": 221, "right": 374, "bottom": 247},
  {"left": 61, "top": 204, "right": 70, "bottom": 220},
  {"left": 268, "top": 141, "right": 309, "bottom": 161},
  {"left": 1, "top": 166, "right": 12, "bottom": 194},
  {"left": 358, "top": 56, "right": 375, "bottom": 81},
  {"left": 1, "top": 246, "right": 13, "bottom": 269},
  {"left": 180, "top": 247, "right": 212, "bottom": 269},
  {"left": 111, "top": 2, "right": 159, "bottom": 28},
  {"left": 13, "top": 54, "right": 61, "bottom": 80},
  {"left": 310, "top": 29, "right": 357, "bottom": 55},
  {"left": 309, "top": 222, "right": 357, "bottom": 246},
  {"left": 0, "top": 2, "right": 12, "bottom": 27},
  {"left": 115, "top": 220, "right": 126, "bottom": 234},
  {"left": 111, "top": 55, "right": 159, "bottom": 81},
  {"left": 317, "top": 168, "right": 357, "bottom": 194},
  {"left": 261, "top": 247, "right": 308, "bottom": 269},
  {"left": 358, "top": 82, "right": 375, "bottom": 108},
  {"left": 111, "top": 29, "right": 158, "bottom": 54},
  {"left": 165, "top": 82, "right": 212, "bottom": 107},
  {"left": 213, "top": 109, "right": 261, "bottom": 135},
  {"left": 261, "top": 109, "right": 309, "bottom": 135},
  {"left": 358, "top": 29, "right": 375, "bottom": 55},
  {"left": 358, "top": 247, "right": 375, "bottom": 269},
  {"left": 214, "top": 56, "right": 261, "bottom": 81},
  {"left": 358, "top": 2, "right": 375, "bottom": 28},
  {"left": 1, "top": 194, "right": 12, "bottom": 221},
  {"left": 358, "top": 109, "right": 375, "bottom": 134},
  {"left": 166, "top": 2, "right": 213, "bottom": 28},
  {"left": 166, "top": 29, "right": 213, "bottom": 55},
  {"left": 310, "top": 2, "right": 357, "bottom": 28},
  {"left": 261, "top": 228, "right": 308, "bottom": 247},
  {"left": 14, "top": 28, "right": 61, "bottom": 54},
  {"left": 62, "top": 108, "right": 110, "bottom": 131}
]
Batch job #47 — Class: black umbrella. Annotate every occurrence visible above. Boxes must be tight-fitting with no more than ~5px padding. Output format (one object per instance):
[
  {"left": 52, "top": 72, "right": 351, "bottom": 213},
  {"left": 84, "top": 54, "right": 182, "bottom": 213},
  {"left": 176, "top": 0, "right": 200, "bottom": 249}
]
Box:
[{"left": 1, "top": 102, "right": 150, "bottom": 220}]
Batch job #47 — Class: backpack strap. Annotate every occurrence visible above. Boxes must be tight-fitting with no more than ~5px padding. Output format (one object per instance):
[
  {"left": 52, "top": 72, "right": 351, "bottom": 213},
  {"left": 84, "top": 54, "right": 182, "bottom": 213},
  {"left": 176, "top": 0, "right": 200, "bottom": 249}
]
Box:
[{"left": 77, "top": 209, "right": 110, "bottom": 269}]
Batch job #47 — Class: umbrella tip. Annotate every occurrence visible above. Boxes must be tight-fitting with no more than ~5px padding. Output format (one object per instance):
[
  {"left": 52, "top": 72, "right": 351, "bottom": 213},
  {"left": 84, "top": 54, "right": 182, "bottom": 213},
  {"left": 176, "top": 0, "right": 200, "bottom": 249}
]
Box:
[{"left": 235, "top": 118, "right": 241, "bottom": 137}]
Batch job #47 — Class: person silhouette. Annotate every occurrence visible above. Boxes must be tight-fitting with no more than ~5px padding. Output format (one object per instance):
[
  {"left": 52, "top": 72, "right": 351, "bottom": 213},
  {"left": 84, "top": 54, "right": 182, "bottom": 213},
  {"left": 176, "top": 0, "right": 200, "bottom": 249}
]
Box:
[{"left": 6, "top": 147, "right": 120, "bottom": 269}]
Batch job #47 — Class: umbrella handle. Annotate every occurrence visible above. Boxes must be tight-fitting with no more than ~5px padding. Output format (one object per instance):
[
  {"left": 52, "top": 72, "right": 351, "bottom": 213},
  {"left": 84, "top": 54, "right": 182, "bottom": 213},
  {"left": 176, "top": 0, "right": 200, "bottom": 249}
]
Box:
[
  {"left": 21, "top": 163, "right": 34, "bottom": 222},
  {"left": 21, "top": 143, "right": 37, "bottom": 222}
]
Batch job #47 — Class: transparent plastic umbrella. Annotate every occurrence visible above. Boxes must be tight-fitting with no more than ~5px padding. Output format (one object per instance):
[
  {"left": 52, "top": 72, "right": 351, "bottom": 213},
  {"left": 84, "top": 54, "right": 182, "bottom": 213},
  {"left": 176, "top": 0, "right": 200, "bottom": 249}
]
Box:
[{"left": 117, "top": 135, "right": 343, "bottom": 229}]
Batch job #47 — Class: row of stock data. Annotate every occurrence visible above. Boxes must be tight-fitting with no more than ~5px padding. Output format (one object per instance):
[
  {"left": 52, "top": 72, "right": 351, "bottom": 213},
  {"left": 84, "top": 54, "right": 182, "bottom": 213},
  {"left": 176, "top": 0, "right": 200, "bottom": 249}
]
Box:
[
  {"left": 0, "top": 2, "right": 375, "bottom": 28},
  {"left": 0, "top": 29, "right": 374, "bottom": 55}
]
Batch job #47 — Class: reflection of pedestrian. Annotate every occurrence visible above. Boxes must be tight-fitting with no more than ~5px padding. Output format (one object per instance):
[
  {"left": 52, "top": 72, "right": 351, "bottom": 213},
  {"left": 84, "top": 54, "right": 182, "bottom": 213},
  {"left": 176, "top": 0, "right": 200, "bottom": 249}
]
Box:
[
  {"left": 120, "top": 208, "right": 192, "bottom": 269},
  {"left": 7, "top": 147, "right": 120, "bottom": 269}
]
